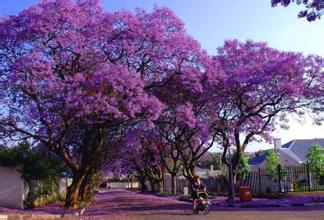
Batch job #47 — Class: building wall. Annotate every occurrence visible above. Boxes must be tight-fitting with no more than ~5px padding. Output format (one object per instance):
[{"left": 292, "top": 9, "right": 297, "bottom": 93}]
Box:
[
  {"left": 106, "top": 181, "right": 139, "bottom": 189},
  {"left": 0, "top": 166, "right": 26, "bottom": 209}
]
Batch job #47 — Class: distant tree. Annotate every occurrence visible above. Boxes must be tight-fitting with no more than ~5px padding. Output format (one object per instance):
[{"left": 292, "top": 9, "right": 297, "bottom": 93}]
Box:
[
  {"left": 271, "top": 0, "right": 324, "bottom": 21},
  {"left": 122, "top": 129, "right": 165, "bottom": 193},
  {"left": 157, "top": 141, "right": 182, "bottom": 195},
  {"left": 266, "top": 149, "right": 282, "bottom": 180},
  {"left": 199, "top": 152, "right": 222, "bottom": 170},
  {"left": 307, "top": 144, "right": 324, "bottom": 177}
]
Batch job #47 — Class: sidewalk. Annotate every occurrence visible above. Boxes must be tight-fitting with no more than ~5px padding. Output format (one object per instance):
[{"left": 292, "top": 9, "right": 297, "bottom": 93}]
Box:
[{"left": 0, "top": 201, "right": 84, "bottom": 219}]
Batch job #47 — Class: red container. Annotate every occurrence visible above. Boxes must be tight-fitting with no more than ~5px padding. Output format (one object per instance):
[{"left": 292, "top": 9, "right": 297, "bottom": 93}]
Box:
[{"left": 239, "top": 186, "right": 252, "bottom": 202}]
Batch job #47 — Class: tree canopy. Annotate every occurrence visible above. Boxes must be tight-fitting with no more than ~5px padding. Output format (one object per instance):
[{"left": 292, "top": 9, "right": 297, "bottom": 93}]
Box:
[
  {"left": 0, "top": 0, "right": 323, "bottom": 206},
  {"left": 271, "top": 0, "right": 324, "bottom": 21}
]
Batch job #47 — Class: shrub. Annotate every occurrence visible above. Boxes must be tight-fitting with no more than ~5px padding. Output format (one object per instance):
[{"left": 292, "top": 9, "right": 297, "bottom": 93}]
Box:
[
  {"left": 0, "top": 142, "right": 62, "bottom": 208},
  {"left": 237, "top": 155, "right": 250, "bottom": 179},
  {"left": 307, "top": 144, "right": 324, "bottom": 178},
  {"left": 265, "top": 149, "right": 281, "bottom": 180}
]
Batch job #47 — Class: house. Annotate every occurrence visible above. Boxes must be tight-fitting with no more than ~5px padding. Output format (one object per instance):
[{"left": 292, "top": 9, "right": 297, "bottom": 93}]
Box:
[
  {"left": 194, "top": 166, "right": 222, "bottom": 178},
  {"left": 249, "top": 138, "right": 324, "bottom": 169}
]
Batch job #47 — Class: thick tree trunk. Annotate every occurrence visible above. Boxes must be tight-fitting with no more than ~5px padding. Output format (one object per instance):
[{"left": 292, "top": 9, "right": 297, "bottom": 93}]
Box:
[
  {"left": 231, "top": 152, "right": 240, "bottom": 193},
  {"left": 79, "top": 172, "right": 93, "bottom": 203},
  {"left": 227, "top": 162, "right": 235, "bottom": 205},
  {"left": 221, "top": 143, "right": 237, "bottom": 204},
  {"left": 65, "top": 173, "right": 85, "bottom": 208},
  {"left": 171, "top": 175, "right": 177, "bottom": 195}
]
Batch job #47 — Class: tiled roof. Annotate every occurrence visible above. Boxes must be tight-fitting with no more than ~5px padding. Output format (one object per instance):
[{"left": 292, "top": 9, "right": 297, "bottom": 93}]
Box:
[
  {"left": 248, "top": 150, "right": 269, "bottom": 165},
  {"left": 289, "top": 139, "right": 324, "bottom": 162},
  {"left": 282, "top": 140, "right": 294, "bottom": 148},
  {"left": 246, "top": 139, "right": 324, "bottom": 166}
]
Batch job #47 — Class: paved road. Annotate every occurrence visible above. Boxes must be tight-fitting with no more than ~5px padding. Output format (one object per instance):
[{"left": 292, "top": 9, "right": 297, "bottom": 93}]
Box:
[
  {"left": 83, "top": 189, "right": 324, "bottom": 219},
  {"left": 84, "top": 189, "right": 190, "bottom": 216}
]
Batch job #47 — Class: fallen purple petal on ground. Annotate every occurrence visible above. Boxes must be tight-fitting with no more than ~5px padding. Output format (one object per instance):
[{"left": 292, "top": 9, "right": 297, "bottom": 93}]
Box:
[{"left": 1, "top": 189, "right": 324, "bottom": 217}]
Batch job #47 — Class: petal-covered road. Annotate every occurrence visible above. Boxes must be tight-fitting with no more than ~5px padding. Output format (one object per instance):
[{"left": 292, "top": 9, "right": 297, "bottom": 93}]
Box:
[
  {"left": 84, "top": 189, "right": 192, "bottom": 216},
  {"left": 3, "top": 189, "right": 323, "bottom": 219},
  {"left": 83, "top": 189, "right": 324, "bottom": 219}
]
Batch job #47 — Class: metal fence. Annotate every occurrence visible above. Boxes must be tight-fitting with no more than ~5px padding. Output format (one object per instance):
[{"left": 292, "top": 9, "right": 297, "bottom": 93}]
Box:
[
  {"left": 240, "top": 164, "right": 324, "bottom": 195},
  {"left": 175, "top": 164, "right": 324, "bottom": 196}
]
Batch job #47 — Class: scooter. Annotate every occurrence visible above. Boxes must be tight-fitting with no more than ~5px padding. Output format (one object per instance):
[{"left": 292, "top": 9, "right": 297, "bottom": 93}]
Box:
[{"left": 193, "top": 191, "right": 211, "bottom": 215}]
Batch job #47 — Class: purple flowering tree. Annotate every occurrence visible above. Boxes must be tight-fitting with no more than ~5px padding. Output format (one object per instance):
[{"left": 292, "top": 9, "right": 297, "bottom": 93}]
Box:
[
  {"left": 271, "top": 0, "right": 324, "bottom": 21},
  {"left": 154, "top": 132, "right": 182, "bottom": 195},
  {"left": 1, "top": 0, "right": 217, "bottom": 206},
  {"left": 155, "top": 67, "right": 222, "bottom": 184},
  {"left": 208, "top": 40, "right": 323, "bottom": 201},
  {"left": 1, "top": 0, "right": 322, "bottom": 207},
  {"left": 119, "top": 128, "right": 165, "bottom": 193},
  {"left": 0, "top": 0, "right": 166, "bottom": 207}
]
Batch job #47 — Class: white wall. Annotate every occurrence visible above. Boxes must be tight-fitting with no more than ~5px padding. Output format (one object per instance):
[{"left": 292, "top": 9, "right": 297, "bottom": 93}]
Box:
[
  {"left": 59, "top": 178, "right": 72, "bottom": 199},
  {"left": 0, "top": 166, "right": 26, "bottom": 209},
  {"left": 106, "top": 182, "right": 139, "bottom": 189}
]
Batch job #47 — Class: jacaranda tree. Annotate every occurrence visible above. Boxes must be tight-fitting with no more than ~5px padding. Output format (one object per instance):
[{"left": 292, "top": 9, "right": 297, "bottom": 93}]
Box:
[
  {"left": 271, "top": 0, "right": 324, "bottom": 21},
  {"left": 0, "top": 0, "right": 222, "bottom": 207},
  {"left": 208, "top": 40, "right": 323, "bottom": 201},
  {"left": 0, "top": 0, "right": 166, "bottom": 208},
  {"left": 1, "top": 0, "right": 323, "bottom": 207}
]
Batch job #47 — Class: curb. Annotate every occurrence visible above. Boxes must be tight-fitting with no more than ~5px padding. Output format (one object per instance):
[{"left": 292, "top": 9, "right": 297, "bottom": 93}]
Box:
[
  {"left": 3, "top": 214, "right": 61, "bottom": 219},
  {"left": 304, "top": 202, "right": 324, "bottom": 206},
  {"left": 0, "top": 203, "right": 89, "bottom": 219},
  {"left": 214, "top": 202, "right": 324, "bottom": 208},
  {"left": 238, "top": 204, "right": 280, "bottom": 208},
  {"left": 180, "top": 196, "right": 324, "bottom": 208}
]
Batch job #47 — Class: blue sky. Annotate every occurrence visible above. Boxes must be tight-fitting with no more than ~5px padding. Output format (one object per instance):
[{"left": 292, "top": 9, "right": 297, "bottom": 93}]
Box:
[
  {"left": 1, "top": 0, "right": 323, "bottom": 57},
  {"left": 0, "top": 0, "right": 323, "bottom": 151}
]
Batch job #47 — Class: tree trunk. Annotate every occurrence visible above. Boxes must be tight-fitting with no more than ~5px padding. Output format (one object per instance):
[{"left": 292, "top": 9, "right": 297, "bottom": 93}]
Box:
[
  {"left": 221, "top": 144, "right": 238, "bottom": 204},
  {"left": 65, "top": 173, "right": 85, "bottom": 208},
  {"left": 227, "top": 163, "right": 235, "bottom": 205},
  {"left": 159, "top": 181, "right": 164, "bottom": 193},
  {"left": 231, "top": 153, "right": 240, "bottom": 193},
  {"left": 183, "top": 165, "right": 195, "bottom": 183},
  {"left": 139, "top": 177, "right": 147, "bottom": 192},
  {"left": 79, "top": 172, "right": 93, "bottom": 204},
  {"left": 171, "top": 175, "right": 177, "bottom": 195},
  {"left": 149, "top": 180, "right": 156, "bottom": 192}
]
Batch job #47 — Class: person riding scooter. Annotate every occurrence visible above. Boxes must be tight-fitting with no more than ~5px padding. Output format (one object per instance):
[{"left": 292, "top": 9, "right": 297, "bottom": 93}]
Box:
[{"left": 191, "top": 176, "right": 207, "bottom": 213}]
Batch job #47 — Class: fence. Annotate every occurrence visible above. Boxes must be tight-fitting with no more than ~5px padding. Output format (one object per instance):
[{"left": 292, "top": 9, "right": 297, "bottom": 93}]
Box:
[
  {"left": 240, "top": 164, "right": 324, "bottom": 195},
  {"left": 174, "top": 164, "right": 324, "bottom": 196},
  {"left": 174, "top": 175, "right": 229, "bottom": 195}
]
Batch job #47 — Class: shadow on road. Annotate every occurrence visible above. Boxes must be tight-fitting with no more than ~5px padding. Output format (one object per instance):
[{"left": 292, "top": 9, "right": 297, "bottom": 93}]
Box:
[{"left": 84, "top": 189, "right": 324, "bottom": 216}]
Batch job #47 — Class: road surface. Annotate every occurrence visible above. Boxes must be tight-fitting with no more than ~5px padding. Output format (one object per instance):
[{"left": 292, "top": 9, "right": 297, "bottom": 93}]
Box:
[{"left": 83, "top": 189, "right": 324, "bottom": 220}]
